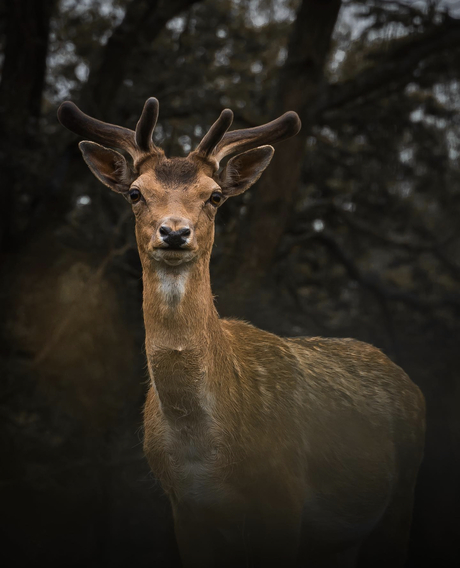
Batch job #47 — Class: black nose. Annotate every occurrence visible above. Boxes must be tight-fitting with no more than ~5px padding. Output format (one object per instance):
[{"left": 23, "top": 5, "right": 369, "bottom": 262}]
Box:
[{"left": 159, "top": 226, "right": 191, "bottom": 249}]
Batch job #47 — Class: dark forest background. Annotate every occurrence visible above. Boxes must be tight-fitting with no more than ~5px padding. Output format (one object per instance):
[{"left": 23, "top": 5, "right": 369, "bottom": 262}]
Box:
[{"left": 1, "top": 0, "right": 459, "bottom": 566}]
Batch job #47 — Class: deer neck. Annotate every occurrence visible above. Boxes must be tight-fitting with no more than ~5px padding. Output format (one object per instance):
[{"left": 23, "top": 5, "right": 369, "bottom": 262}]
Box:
[
  {"left": 142, "top": 250, "right": 219, "bottom": 348},
  {"left": 141, "top": 251, "right": 222, "bottom": 423}
]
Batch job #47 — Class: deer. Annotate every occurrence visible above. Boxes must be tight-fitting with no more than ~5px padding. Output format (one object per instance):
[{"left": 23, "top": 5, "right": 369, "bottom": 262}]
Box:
[{"left": 58, "top": 97, "right": 425, "bottom": 568}]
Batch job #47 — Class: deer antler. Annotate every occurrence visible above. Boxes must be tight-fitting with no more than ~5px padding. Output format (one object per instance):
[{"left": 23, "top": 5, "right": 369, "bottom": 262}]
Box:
[
  {"left": 193, "top": 110, "right": 301, "bottom": 164},
  {"left": 194, "top": 109, "right": 234, "bottom": 158},
  {"left": 58, "top": 98, "right": 301, "bottom": 165},
  {"left": 135, "top": 98, "right": 159, "bottom": 153},
  {"left": 57, "top": 97, "right": 160, "bottom": 159}
]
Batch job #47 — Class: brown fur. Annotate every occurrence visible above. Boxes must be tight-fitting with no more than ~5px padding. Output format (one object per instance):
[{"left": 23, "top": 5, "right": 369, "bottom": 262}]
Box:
[
  {"left": 70, "top": 119, "right": 425, "bottom": 568},
  {"left": 131, "top": 156, "right": 424, "bottom": 568},
  {"left": 153, "top": 158, "right": 199, "bottom": 187}
]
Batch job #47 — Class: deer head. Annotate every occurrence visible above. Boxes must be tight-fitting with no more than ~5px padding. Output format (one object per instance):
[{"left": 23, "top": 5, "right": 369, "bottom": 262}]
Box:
[{"left": 57, "top": 98, "right": 301, "bottom": 268}]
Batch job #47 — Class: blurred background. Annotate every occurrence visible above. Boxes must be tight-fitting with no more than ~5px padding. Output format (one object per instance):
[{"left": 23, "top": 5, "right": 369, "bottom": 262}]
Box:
[{"left": 0, "top": 0, "right": 459, "bottom": 566}]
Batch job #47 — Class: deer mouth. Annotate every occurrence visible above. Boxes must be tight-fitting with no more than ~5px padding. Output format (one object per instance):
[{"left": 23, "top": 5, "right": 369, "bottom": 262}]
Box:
[{"left": 150, "top": 248, "right": 196, "bottom": 266}]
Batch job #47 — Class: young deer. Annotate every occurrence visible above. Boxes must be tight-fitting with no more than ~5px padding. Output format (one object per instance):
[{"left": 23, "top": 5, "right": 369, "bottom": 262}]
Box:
[{"left": 58, "top": 98, "right": 425, "bottom": 568}]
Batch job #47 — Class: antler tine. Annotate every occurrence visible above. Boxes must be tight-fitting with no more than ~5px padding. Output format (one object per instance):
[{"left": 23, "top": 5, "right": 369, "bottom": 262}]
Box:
[
  {"left": 213, "top": 111, "right": 301, "bottom": 162},
  {"left": 57, "top": 101, "right": 138, "bottom": 156},
  {"left": 135, "top": 97, "right": 159, "bottom": 153},
  {"left": 194, "top": 109, "right": 234, "bottom": 158}
]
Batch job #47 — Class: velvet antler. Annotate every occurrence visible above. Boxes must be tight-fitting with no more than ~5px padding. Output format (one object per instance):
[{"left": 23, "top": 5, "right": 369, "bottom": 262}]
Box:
[
  {"left": 193, "top": 110, "right": 301, "bottom": 164},
  {"left": 57, "top": 97, "right": 160, "bottom": 159}
]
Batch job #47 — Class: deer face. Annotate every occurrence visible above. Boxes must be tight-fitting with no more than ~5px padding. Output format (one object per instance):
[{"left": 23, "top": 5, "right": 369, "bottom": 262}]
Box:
[
  {"left": 125, "top": 157, "right": 223, "bottom": 266},
  {"left": 58, "top": 98, "right": 301, "bottom": 268}
]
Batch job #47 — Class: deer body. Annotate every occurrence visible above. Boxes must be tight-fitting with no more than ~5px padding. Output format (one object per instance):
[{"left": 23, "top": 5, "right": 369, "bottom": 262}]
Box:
[
  {"left": 58, "top": 98, "right": 425, "bottom": 567},
  {"left": 142, "top": 253, "right": 424, "bottom": 568}
]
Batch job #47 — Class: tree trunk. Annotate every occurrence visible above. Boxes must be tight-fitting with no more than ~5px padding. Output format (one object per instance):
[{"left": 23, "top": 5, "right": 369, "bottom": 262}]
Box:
[
  {"left": 81, "top": 0, "right": 200, "bottom": 118},
  {"left": 0, "top": 0, "right": 56, "bottom": 249},
  {"left": 81, "top": 0, "right": 159, "bottom": 117},
  {"left": 0, "top": 0, "right": 55, "bottom": 133},
  {"left": 222, "top": 0, "right": 342, "bottom": 302}
]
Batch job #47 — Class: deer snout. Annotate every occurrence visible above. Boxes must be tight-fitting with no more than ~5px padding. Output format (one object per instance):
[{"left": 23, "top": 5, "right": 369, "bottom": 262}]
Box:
[{"left": 159, "top": 224, "right": 192, "bottom": 249}]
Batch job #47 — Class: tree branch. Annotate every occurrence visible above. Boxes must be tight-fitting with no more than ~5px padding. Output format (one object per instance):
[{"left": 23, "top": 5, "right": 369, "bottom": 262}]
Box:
[
  {"left": 281, "top": 230, "right": 460, "bottom": 313},
  {"left": 319, "top": 15, "right": 460, "bottom": 118}
]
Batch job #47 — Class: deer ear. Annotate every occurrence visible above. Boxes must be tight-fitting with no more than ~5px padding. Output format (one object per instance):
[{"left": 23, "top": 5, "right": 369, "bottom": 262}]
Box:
[
  {"left": 218, "top": 145, "right": 274, "bottom": 197},
  {"left": 79, "top": 141, "right": 133, "bottom": 193}
]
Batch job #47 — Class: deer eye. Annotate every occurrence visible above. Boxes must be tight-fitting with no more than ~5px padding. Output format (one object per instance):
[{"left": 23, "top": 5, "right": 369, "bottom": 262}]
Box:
[
  {"left": 128, "top": 188, "right": 142, "bottom": 203},
  {"left": 209, "top": 191, "right": 223, "bottom": 207}
]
